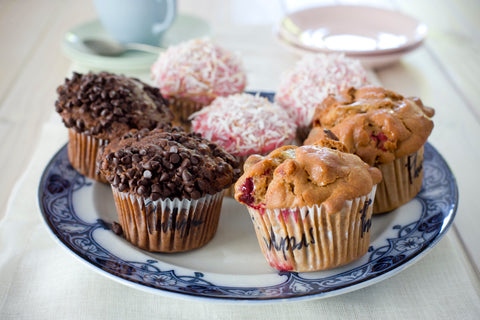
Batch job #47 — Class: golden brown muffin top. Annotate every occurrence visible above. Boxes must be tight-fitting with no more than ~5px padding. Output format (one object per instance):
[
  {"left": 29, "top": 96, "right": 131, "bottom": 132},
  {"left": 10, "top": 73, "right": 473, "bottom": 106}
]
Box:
[
  {"left": 305, "top": 86, "right": 435, "bottom": 165},
  {"left": 234, "top": 144, "right": 382, "bottom": 214},
  {"left": 55, "top": 72, "right": 173, "bottom": 140}
]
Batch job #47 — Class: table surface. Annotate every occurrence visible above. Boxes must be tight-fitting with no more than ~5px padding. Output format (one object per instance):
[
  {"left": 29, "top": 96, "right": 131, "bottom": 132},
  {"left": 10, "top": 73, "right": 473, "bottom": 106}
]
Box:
[{"left": 1, "top": 0, "right": 480, "bottom": 318}]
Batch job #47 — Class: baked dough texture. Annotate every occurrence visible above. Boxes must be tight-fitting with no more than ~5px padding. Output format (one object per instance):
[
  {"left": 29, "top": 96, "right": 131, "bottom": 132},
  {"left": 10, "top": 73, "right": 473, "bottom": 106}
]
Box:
[
  {"left": 235, "top": 144, "right": 382, "bottom": 214},
  {"left": 305, "top": 85, "right": 434, "bottom": 166}
]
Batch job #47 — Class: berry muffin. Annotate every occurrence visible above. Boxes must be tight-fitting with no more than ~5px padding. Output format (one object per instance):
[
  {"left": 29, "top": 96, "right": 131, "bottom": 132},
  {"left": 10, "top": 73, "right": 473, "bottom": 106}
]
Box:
[
  {"left": 98, "top": 127, "right": 240, "bottom": 252},
  {"left": 190, "top": 93, "right": 296, "bottom": 195},
  {"left": 55, "top": 71, "right": 173, "bottom": 182},
  {"left": 276, "top": 53, "right": 369, "bottom": 142},
  {"left": 305, "top": 86, "right": 435, "bottom": 213},
  {"left": 234, "top": 143, "right": 382, "bottom": 272},
  {"left": 151, "top": 38, "right": 247, "bottom": 131}
]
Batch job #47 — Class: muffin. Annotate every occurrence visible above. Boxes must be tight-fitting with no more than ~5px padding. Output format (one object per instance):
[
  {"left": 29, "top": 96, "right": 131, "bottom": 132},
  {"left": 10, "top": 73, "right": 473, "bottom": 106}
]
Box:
[
  {"left": 98, "top": 127, "right": 240, "bottom": 252},
  {"left": 55, "top": 71, "right": 173, "bottom": 182},
  {"left": 151, "top": 38, "right": 247, "bottom": 131},
  {"left": 275, "top": 53, "right": 369, "bottom": 142},
  {"left": 190, "top": 93, "right": 296, "bottom": 196},
  {"left": 305, "top": 86, "right": 435, "bottom": 213},
  {"left": 234, "top": 144, "right": 382, "bottom": 272}
]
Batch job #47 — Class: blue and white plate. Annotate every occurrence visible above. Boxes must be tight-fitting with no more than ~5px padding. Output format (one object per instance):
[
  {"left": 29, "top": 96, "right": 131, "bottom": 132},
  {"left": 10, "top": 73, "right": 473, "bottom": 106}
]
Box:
[{"left": 38, "top": 103, "right": 457, "bottom": 303}]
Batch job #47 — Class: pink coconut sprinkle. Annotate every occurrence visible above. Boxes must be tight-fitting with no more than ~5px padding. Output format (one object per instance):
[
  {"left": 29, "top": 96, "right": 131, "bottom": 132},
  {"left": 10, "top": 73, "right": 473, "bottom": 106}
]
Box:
[
  {"left": 190, "top": 93, "right": 296, "bottom": 156},
  {"left": 151, "top": 38, "right": 246, "bottom": 105},
  {"left": 276, "top": 53, "right": 369, "bottom": 127}
]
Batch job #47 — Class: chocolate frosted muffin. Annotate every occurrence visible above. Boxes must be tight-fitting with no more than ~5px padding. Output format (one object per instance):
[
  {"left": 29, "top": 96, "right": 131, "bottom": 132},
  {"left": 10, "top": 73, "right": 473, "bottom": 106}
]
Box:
[
  {"left": 305, "top": 86, "right": 435, "bottom": 213},
  {"left": 55, "top": 71, "right": 173, "bottom": 182},
  {"left": 234, "top": 144, "right": 382, "bottom": 272},
  {"left": 98, "top": 127, "right": 240, "bottom": 252}
]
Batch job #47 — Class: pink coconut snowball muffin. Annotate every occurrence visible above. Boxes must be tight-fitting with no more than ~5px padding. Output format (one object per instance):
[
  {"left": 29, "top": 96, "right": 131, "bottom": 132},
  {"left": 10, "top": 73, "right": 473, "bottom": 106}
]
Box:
[
  {"left": 151, "top": 38, "right": 247, "bottom": 131},
  {"left": 190, "top": 93, "right": 296, "bottom": 195},
  {"left": 276, "top": 53, "right": 369, "bottom": 142}
]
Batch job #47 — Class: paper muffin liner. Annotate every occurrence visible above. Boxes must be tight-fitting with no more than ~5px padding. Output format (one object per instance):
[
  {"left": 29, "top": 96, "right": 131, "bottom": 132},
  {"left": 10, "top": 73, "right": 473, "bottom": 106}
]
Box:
[
  {"left": 169, "top": 97, "right": 205, "bottom": 132},
  {"left": 67, "top": 128, "right": 108, "bottom": 183},
  {"left": 111, "top": 188, "right": 224, "bottom": 252},
  {"left": 246, "top": 187, "right": 377, "bottom": 272},
  {"left": 374, "top": 146, "right": 424, "bottom": 214}
]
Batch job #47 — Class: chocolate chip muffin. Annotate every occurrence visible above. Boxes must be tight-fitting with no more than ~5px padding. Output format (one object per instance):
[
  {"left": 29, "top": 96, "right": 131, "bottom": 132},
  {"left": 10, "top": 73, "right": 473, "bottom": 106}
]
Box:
[
  {"left": 305, "top": 86, "right": 435, "bottom": 213},
  {"left": 55, "top": 71, "right": 173, "bottom": 182},
  {"left": 98, "top": 127, "right": 240, "bottom": 252},
  {"left": 234, "top": 144, "right": 382, "bottom": 272}
]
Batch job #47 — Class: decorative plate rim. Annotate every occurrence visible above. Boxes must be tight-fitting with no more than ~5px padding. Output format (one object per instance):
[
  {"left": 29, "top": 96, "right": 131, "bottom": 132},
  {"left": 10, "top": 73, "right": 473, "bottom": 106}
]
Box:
[{"left": 38, "top": 92, "right": 457, "bottom": 303}]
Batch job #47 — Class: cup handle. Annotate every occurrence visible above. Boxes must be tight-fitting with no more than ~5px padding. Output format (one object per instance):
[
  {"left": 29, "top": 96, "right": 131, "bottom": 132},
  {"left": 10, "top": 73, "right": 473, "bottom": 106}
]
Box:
[{"left": 153, "top": 0, "right": 176, "bottom": 33}]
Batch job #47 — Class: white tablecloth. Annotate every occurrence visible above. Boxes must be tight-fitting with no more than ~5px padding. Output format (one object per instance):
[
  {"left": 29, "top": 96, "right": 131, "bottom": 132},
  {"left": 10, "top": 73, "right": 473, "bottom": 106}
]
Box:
[{"left": 0, "top": 118, "right": 479, "bottom": 320}]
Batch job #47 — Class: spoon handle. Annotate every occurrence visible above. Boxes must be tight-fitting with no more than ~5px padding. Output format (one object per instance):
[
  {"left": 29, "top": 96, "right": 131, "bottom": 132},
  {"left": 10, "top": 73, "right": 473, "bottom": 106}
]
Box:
[{"left": 125, "top": 43, "right": 162, "bottom": 55}]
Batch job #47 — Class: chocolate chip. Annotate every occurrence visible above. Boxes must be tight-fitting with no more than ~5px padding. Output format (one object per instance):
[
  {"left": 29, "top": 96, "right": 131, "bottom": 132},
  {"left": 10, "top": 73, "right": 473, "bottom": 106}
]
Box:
[
  {"left": 137, "top": 185, "right": 147, "bottom": 195},
  {"left": 159, "top": 172, "right": 169, "bottom": 181},
  {"left": 169, "top": 153, "right": 180, "bottom": 164},
  {"left": 152, "top": 184, "right": 161, "bottom": 193},
  {"left": 182, "top": 170, "right": 193, "bottom": 183},
  {"left": 143, "top": 170, "right": 152, "bottom": 179},
  {"left": 121, "top": 155, "right": 131, "bottom": 164},
  {"left": 111, "top": 222, "right": 123, "bottom": 235},
  {"left": 323, "top": 128, "right": 339, "bottom": 141},
  {"left": 142, "top": 162, "right": 152, "bottom": 170}
]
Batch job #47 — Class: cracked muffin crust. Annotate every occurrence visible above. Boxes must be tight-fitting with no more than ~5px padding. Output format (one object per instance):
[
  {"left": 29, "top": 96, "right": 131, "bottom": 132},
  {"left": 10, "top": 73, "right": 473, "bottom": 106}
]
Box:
[
  {"left": 305, "top": 86, "right": 435, "bottom": 213},
  {"left": 305, "top": 85, "right": 435, "bottom": 166},
  {"left": 234, "top": 144, "right": 382, "bottom": 214}
]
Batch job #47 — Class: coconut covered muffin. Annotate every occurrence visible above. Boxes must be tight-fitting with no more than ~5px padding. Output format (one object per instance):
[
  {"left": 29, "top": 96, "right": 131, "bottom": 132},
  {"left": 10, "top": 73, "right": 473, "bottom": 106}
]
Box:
[
  {"left": 55, "top": 71, "right": 173, "bottom": 182},
  {"left": 190, "top": 93, "right": 296, "bottom": 196},
  {"left": 98, "top": 127, "right": 240, "bottom": 252},
  {"left": 234, "top": 144, "right": 382, "bottom": 272},
  {"left": 305, "top": 85, "right": 435, "bottom": 213},
  {"left": 151, "top": 38, "right": 247, "bottom": 131},
  {"left": 275, "top": 53, "right": 369, "bottom": 142}
]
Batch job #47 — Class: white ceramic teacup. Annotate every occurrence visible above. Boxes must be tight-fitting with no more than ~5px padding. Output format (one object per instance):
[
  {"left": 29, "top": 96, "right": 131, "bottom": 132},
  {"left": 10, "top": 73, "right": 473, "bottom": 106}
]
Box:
[{"left": 92, "top": 0, "right": 177, "bottom": 45}]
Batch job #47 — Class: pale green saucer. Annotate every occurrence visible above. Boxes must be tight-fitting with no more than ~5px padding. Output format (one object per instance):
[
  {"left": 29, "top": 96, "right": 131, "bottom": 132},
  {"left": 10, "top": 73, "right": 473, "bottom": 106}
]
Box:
[{"left": 62, "top": 13, "right": 211, "bottom": 73}]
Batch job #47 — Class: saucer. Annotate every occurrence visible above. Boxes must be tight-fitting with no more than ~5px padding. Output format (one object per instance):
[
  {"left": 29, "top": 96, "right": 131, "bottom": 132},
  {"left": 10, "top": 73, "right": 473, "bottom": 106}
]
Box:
[
  {"left": 276, "top": 5, "right": 427, "bottom": 56},
  {"left": 274, "top": 29, "right": 421, "bottom": 69},
  {"left": 62, "top": 13, "right": 211, "bottom": 72}
]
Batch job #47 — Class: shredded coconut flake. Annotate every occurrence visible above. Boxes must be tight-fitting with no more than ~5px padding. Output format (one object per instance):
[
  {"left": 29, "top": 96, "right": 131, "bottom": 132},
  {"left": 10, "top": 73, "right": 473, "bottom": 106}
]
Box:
[
  {"left": 190, "top": 93, "right": 297, "bottom": 156},
  {"left": 151, "top": 38, "right": 246, "bottom": 105},
  {"left": 276, "top": 53, "right": 369, "bottom": 127}
]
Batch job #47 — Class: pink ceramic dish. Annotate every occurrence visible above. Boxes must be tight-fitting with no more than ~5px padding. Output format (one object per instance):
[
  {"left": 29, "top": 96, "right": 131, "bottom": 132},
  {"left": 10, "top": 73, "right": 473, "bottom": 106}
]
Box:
[{"left": 276, "top": 5, "right": 427, "bottom": 56}]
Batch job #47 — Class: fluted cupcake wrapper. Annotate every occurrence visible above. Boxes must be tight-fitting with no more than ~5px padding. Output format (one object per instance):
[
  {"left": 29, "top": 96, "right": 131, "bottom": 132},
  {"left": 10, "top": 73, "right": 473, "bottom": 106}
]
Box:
[
  {"left": 246, "top": 187, "right": 377, "bottom": 272},
  {"left": 111, "top": 188, "right": 224, "bottom": 253},
  {"left": 67, "top": 129, "right": 108, "bottom": 183},
  {"left": 374, "top": 146, "right": 424, "bottom": 214},
  {"left": 169, "top": 97, "right": 205, "bottom": 132}
]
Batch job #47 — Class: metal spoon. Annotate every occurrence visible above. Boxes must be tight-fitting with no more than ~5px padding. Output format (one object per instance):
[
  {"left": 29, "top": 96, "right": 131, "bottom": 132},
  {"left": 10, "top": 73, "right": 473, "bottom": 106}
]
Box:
[{"left": 82, "top": 38, "right": 162, "bottom": 56}]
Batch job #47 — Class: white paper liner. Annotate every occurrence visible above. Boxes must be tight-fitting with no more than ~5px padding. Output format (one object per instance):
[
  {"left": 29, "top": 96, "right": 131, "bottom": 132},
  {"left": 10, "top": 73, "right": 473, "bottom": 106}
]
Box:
[
  {"left": 67, "top": 129, "right": 108, "bottom": 183},
  {"left": 374, "top": 146, "right": 424, "bottom": 214},
  {"left": 111, "top": 188, "right": 224, "bottom": 252},
  {"left": 246, "top": 187, "right": 377, "bottom": 272}
]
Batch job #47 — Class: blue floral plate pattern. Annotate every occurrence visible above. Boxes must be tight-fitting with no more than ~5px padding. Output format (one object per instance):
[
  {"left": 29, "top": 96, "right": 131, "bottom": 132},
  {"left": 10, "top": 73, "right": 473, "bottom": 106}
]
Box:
[{"left": 38, "top": 110, "right": 457, "bottom": 303}]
